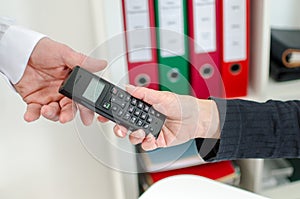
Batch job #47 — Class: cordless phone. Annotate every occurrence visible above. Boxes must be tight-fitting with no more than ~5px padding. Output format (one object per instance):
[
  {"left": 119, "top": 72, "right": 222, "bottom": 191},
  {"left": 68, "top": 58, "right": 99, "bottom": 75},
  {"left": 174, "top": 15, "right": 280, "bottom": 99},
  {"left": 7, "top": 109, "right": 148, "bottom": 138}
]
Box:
[{"left": 59, "top": 66, "right": 166, "bottom": 138}]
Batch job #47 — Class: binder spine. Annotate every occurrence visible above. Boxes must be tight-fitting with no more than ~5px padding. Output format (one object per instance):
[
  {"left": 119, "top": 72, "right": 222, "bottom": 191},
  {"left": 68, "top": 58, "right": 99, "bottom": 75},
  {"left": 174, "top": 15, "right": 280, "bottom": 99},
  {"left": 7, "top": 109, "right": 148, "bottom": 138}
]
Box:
[
  {"left": 122, "top": 0, "right": 159, "bottom": 90},
  {"left": 220, "top": 0, "right": 250, "bottom": 98},
  {"left": 188, "top": 0, "right": 223, "bottom": 99},
  {"left": 154, "top": 0, "right": 190, "bottom": 95}
]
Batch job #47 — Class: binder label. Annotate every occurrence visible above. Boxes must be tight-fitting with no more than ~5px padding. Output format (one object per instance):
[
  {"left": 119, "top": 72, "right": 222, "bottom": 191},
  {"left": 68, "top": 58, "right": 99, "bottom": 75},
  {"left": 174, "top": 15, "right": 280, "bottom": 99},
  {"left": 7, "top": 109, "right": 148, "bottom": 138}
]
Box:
[
  {"left": 193, "top": 0, "right": 216, "bottom": 53},
  {"left": 223, "top": 0, "right": 246, "bottom": 62},
  {"left": 125, "top": 0, "right": 152, "bottom": 63},
  {"left": 158, "top": 0, "right": 185, "bottom": 58}
]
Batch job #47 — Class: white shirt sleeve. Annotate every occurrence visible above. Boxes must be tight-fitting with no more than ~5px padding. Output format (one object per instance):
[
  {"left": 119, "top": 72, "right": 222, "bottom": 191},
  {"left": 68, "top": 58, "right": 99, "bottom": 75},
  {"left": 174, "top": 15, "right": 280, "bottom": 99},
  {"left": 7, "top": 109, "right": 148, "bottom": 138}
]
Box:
[{"left": 0, "top": 18, "right": 46, "bottom": 85}]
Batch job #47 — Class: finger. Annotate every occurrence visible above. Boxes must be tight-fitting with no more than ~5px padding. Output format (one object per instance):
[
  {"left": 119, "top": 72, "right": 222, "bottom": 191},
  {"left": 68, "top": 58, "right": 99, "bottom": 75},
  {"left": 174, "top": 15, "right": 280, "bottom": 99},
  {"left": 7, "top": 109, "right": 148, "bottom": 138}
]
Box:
[
  {"left": 113, "top": 125, "right": 128, "bottom": 138},
  {"left": 141, "top": 133, "right": 158, "bottom": 151},
  {"left": 81, "top": 55, "right": 108, "bottom": 73},
  {"left": 97, "top": 115, "right": 110, "bottom": 123},
  {"left": 126, "top": 85, "right": 172, "bottom": 116},
  {"left": 129, "top": 129, "right": 146, "bottom": 145},
  {"left": 156, "top": 132, "right": 167, "bottom": 148},
  {"left": 77, "top": 104, "right": 94, "bottom": 126},
  {"left": 24, "top": 103, "right": 42, "bottom": 122},
  {"left": 63, "top": 49, "right": 107, "bottom": 72},
  {"left": 41, "top": 102, "right": 60, "bottom": 121},
  {"left": 125, "top": 85, "right": 165, "bottom": 105},
  {"left": 59, "top": 97, "right": 77, "bottom": 123}
]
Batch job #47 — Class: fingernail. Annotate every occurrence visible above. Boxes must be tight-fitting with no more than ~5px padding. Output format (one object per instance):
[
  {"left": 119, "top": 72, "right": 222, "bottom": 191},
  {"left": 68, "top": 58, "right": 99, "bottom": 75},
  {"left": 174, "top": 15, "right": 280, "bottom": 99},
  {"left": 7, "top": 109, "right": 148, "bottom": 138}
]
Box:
[
  {"left": 117, "top": 129, "right": 125, "bottom": 137},
  {"left": 146, "top": 135, "right": 153, "bottom": 142},
  {"left": 45, "top": 110, "right": 53, "bottom": 117},
  {"left": 133, "top": 130, "right": 145, "bottom": 139}
]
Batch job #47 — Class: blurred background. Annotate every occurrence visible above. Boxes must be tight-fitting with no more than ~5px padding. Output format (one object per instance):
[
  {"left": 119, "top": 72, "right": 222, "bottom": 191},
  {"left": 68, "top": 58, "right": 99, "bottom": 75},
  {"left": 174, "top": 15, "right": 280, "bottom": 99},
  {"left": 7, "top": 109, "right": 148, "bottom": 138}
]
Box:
[
  {"left": 0, "top": 1, "right": 123, "bottom": 199},
  {"left": 2, "top": 0, "right": 300, "bottom": 198}
]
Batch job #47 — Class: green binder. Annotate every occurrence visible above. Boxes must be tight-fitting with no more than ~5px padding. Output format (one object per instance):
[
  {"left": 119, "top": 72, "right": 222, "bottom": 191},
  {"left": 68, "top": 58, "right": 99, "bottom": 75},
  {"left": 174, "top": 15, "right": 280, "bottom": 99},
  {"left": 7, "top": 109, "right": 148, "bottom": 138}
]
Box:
[{"left": 154, "top": 0, "right": 190, "bottom": 95}]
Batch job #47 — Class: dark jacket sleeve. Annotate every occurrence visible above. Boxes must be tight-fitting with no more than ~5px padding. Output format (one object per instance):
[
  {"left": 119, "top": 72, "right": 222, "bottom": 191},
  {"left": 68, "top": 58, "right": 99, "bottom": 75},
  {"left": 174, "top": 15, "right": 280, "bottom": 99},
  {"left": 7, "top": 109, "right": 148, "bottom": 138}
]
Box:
[{"left": 197, "top": 98, "right": 300, "bottom": 162}]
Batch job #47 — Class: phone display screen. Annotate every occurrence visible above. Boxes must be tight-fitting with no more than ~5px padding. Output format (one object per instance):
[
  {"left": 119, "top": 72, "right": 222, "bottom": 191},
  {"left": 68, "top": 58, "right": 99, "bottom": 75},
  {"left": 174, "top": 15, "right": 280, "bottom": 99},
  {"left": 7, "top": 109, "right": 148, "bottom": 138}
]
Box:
[{"left": 82, "top": 78, "right": 105, "bottom": 103}]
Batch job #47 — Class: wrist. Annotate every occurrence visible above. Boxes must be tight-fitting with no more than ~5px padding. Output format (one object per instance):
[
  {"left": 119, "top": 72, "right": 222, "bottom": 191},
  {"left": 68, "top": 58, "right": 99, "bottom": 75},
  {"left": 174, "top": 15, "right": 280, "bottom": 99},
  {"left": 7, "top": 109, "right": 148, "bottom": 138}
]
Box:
[{"left": 196, "top": 99, "right": 221, "bottom": 139}]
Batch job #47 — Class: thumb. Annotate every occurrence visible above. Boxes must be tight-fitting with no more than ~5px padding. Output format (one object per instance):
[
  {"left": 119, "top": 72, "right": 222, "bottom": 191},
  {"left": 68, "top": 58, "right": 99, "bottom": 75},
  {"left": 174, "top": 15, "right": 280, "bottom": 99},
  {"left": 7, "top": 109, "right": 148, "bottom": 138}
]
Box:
[
  {"left": 81, "top": 54, "right": 107, "bottom": 73},
  {"left": 63, "top": 47, "right": 107, "bottom": 73}
]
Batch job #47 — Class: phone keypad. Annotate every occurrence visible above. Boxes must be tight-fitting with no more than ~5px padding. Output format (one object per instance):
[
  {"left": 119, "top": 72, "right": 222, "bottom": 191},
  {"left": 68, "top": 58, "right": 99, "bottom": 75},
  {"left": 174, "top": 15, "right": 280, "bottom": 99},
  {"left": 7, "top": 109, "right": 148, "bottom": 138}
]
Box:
[{"left": 106, "top": 87, "right": 165, "bottom": 137}]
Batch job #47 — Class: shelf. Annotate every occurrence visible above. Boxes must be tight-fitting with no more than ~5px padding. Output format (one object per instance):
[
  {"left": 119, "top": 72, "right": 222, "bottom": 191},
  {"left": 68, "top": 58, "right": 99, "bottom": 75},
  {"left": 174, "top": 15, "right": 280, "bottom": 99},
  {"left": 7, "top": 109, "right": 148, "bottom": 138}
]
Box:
[
  {"left": 261, "top": 180, "right": 300, "bottom": 199},
  {"left": 246, "top": 78, "right": 300, "bottom": 102},
  {"left": 264, "top": 79, "right": 300, "bottom": 100}
]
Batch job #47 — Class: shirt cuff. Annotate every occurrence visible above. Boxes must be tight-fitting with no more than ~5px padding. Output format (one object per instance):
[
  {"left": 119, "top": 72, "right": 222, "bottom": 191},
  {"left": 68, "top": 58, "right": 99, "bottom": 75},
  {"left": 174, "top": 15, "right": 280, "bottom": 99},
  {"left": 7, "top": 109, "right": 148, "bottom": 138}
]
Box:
[
  {"left": 195, "top": 138, "right": 220, "bottom": 162},
  {"left": 209, "top": 98, "right": 243, "bottom": 161},
  {"left": 0, "top": 25, "right": 46, "bottom": 84}
]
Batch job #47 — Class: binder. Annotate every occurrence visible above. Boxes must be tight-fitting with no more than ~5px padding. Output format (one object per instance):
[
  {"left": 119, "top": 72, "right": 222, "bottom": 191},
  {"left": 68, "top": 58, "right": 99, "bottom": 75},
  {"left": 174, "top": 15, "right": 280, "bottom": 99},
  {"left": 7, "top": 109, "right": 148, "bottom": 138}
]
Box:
[
  {"left": 154, "top": 0, "right": 190, "bottom": 94},
  {"left": 122, "top": 0, "right": 159, "bottom": 90},
  {"left": 145, "top": 160, "right": 239, "bottom": 186},
  {"left": 220, "top": 0, "right": 250, "bottom": 98},
  {"left": 188, "top": 0, "right": 223, "bottom": 99}
]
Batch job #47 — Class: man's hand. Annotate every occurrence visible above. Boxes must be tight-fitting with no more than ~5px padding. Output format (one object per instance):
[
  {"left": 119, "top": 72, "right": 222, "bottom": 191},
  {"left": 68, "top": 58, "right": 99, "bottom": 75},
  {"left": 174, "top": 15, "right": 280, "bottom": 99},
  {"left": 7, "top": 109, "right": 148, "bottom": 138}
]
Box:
[{"left": 14, "top": 37, "right": 107, "bottom": 125}]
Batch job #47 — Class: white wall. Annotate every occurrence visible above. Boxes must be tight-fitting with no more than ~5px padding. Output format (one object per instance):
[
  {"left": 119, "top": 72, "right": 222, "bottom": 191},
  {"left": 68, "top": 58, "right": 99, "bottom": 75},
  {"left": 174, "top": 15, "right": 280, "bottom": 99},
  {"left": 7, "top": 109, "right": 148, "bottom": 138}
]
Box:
[
  {"left": 0, "top": 0, "right": 97, "bottom": 53},
  {"left": 270, "top": 0, "right": 300, "bottom": 29},
  {"left": 0, "top": 1, "right": 124, "bottom": 199}
]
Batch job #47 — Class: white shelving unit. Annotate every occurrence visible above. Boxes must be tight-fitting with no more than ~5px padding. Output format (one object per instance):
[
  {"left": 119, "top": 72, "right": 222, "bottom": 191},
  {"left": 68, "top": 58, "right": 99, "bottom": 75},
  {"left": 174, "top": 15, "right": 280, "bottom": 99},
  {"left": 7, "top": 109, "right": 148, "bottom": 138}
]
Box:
[
  {"left": 95, "top": 0, "right": 300, "bottom": 197},
  {"left": 234, "top": 0, "right": 300, "bottom": 195}
]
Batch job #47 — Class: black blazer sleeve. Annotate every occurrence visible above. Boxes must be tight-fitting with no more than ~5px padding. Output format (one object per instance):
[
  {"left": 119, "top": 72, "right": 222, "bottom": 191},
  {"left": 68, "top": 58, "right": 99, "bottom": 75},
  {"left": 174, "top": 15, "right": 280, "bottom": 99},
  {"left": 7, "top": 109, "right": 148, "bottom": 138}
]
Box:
[{"left": 201, "top": 98, "right": 300, "bottom": 161}]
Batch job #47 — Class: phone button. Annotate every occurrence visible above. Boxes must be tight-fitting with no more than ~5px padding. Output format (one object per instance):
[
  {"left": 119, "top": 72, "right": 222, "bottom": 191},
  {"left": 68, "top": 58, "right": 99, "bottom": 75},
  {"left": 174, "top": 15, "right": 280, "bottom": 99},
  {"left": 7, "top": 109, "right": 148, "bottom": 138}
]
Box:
[
  {"left": 111, "top": 87, "right": 118, "bottom": 95},
  {"left": 103, "top": 102, "right": 111, "bottom": 110}
]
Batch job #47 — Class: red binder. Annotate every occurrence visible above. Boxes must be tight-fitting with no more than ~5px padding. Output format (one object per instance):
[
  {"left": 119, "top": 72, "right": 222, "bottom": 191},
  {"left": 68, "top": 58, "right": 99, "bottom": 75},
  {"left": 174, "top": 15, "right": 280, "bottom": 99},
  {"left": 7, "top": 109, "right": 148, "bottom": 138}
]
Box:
[
  {"left": 188, "top": 0, "right": 223, "bottom": 99},
  {"left": 122, "top": 0, "right": 159, "bottom": 90},
  {"left": 220, "top": 0, "right": 250, "bottom": 98},
  {"left": 148, "top": 161, "right": 237, "bottom": 184}
]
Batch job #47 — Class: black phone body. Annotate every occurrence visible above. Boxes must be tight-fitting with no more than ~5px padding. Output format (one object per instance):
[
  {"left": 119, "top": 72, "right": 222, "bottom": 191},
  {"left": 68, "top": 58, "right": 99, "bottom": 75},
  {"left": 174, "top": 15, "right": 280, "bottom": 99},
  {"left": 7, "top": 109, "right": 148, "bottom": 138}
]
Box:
[{"left": 59, "top": 66, "right": 166, "bottom": 138}]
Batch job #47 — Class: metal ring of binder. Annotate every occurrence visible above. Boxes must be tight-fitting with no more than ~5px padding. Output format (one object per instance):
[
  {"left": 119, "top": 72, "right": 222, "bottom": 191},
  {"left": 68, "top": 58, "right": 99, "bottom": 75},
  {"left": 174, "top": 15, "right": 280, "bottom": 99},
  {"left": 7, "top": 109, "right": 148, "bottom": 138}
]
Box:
[
  {"left": 135, "top": 74, "right": 151, "bottom": 87},
  {"left": 167, "top": 68, "right": 180, "bottom": 83},
  {"left": 199, "top": 64, "right": 214, "bottom": 79}
]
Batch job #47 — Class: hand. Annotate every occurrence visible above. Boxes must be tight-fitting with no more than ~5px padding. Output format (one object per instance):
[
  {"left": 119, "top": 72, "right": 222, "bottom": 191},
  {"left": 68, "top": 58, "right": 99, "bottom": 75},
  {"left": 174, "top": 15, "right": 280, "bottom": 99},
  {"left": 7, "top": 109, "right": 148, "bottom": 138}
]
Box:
[
  {"left": 14, "top": 37, "right": 107, "bottom": 125},
  {"left": 98, "top": 85, "right": 221, "bottom": 151}
]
